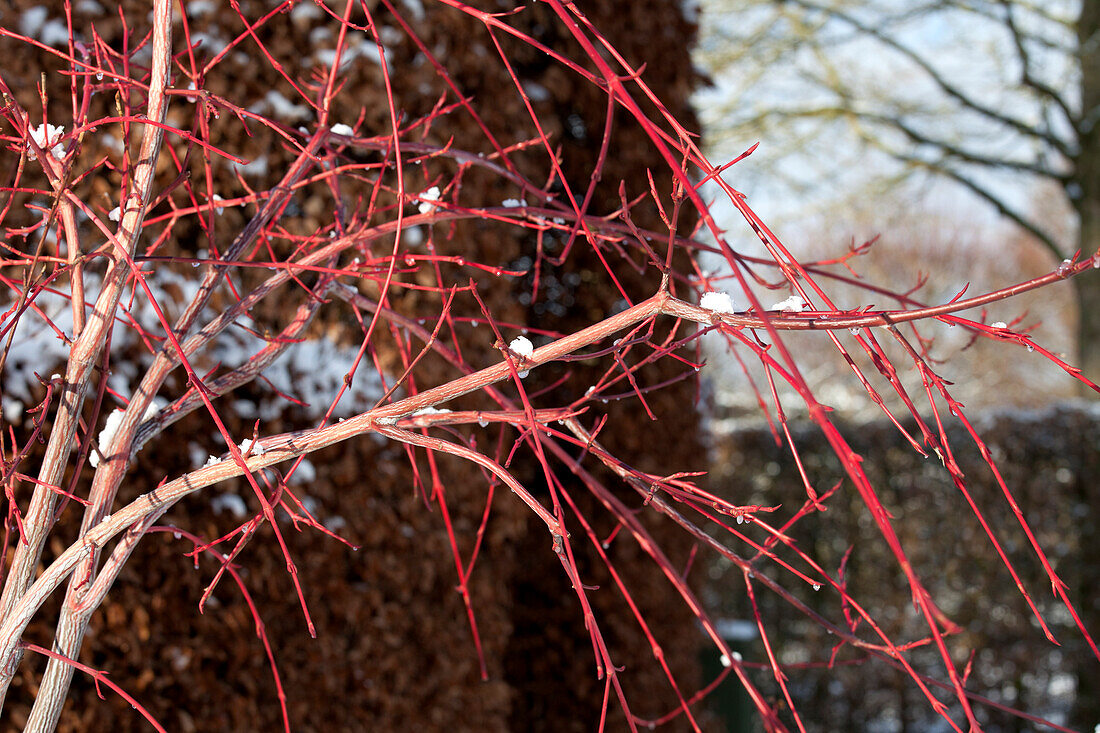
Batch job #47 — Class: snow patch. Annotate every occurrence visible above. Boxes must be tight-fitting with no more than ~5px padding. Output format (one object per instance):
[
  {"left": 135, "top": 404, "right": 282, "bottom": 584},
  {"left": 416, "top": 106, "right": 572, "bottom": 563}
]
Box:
[
  {"left": 3, "top": 251, "right": 388, "bottom": 424},
  {"left": 398, "top": 0, "right": 426, "bottom": 21},
  {"left": 189, "top": 31, "right": 228, "bottom": 55},
  {"left": 253, "top": 90, "right": 311, "bottom": 122},
  {"left": 290, "top": 1, "right": 322, "bottom": 23},
  {"left": 238, "top": 438, "right": 265, "bottom": 456},
  {"left": 719, "top": 651, "right": 742, "bottom": 667},
  {"left": 234, "top": 156, "right": 269, "bottom": 178},
  {"left": 27, "top": 123, "right": 66, "bottom": 161},
  {"left": 412, "top": 406, "right": 452, "bottom": 416},
  {"left": 509, "top": 336, "right": 534, "bottom": 378},
  {"left": 770, "top": 294, "right": 807, "bottom": 313},
  {"left": 521, "top": 81, "right": 551, "bottom": 102},
  {"left": 509, "top": 335, "right": 534, "bottom": 358},
  {"left": 700, "top": 291, "right": 735, "bottom": 314},
  {"left": 323, "top": 515, "right": 347, "bottom": 531},
  {"left": 315, "top": 32, "right": 395, "bottom": 74},
  {"left": 185, "top": 0, "right": 216, "bottom": 17},
  {"left": 20, "top": 8, "right": 72, "bottom": 48},
  {"left": 289, "top": 459, "right": 316, "bottom": 484},
  {"left": 90, "top": 409, "right": 126, "bottom": 468},
  {"left": 39, "top": 20, "right": 72, "bottom": 48},
  {"left": 418, "top": 185, "right": 441, "bottom": 214},
  {"left": 3, "top": 398, "right": 24, "bottom": 423},
  {"left": 189, "top": 443, "right": 208, "bottom": 468},
  {"left": 211, "top": 493, "right": 248, "bottom": 518}
]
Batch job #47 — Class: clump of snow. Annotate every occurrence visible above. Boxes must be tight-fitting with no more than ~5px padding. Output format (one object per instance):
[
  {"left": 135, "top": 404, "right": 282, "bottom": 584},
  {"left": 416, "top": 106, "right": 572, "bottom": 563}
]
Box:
[
  {"left": 700, "top": 291, "right": 735, "bottom": 314},
  {"left": 296, "top": 495, "right": 320, "bottom": 518},
  {"left": 719, "top": 650, "right": 742, "bottom": 668},
  {"left": 91, "top": 398, "right": 165, "bottom": 467},
  {"left": 185, "top": 0, "right": 216, "bottom": 17},
  {"left": 20, "top": 6, "right": 49, "bottom": 36},
  {"left": 253, "top": 90, "right": 310, "bottom": 122},
  {"left": 203, "top": 455, "right": 221, "bottom": 468},
  {"left": 189, "top": 31, "right": 228, "bottom": 55},
  {"left": 234, "top": 156, "right": 269, "bottom": 178},
  {"left": 238, "top": 438, "right": 265, "bottom": 456},
  {"left": 39, "top": 19, "right": 72, "bottom": 48},
  {"left": 90, "top": 409, "right": 126, "bottom": 468},
  {"left": 509, "top": 335, "right": 534, "bottom": 358},
  {"left": 521, "top": 81, "right": 551, "bottom": 102},
  {"left": 990, "top": 321, "right": 1007, "bottom": 329},
  {"left": 211, "top": 493, "right": 248, "bottom": 518},
  {"left": 398, "top": 0, "right": 426, "bottom": 21},
  {"left": 21, "top": 7, "right": 72, "bottom": 48},
  {"left": 189, "top": 443, "right": 208, "bottom": 468},
  {"left": 715, "top": 619, "right": 758, "bottom": 641},
  {"left": 314, "top": 33, "right": 395, "bottom": 74},
  {"left": 136, "top": 396, "right": 163, "bottom": 424},
  {"left": 323, "top": 515, "right": 347, "bottom": 531},
  {"left": 770, "top": 294, "right": 807, "bottom": 313},
  {"left": 411, "top": 406, "right": 452, "bottom": 416},
  {"left": 290, "top": 1, "right": 322, "bottom": 23},
  {"left": 3, "top": 398, "right": 24, "bottom": 423},
  {"left": 289, "top": 459, "right": 316, "bottom": 484},
  {"left": 501, "top": 198, "right": 527, "bottom": 208},
  {"left": 418, "top": 185, "right": 441, "bottom": 214},
  {"left": 27, "top": 123, "right": 66, "bottom": 162},
  {"left": 379, "top": 26, "right": 404, "bottom": 47},
  {"left": 509, "top": 336, "right": 534, "bottom": 378},
  {"left": 108, "top": 206, "right": 121, "bottom": 222},
  {"left": 330, "top": 123, "right": 355, "bottom": 136}
]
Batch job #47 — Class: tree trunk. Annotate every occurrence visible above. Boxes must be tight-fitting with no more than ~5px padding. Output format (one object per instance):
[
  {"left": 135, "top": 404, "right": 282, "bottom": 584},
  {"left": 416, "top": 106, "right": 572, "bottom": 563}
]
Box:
[
  {"left": 1070, "top": 6, "right": 1100, "bottom": 729},
  {"left": 1073, "top": 0, "right": 1100, "bottom": 390}
]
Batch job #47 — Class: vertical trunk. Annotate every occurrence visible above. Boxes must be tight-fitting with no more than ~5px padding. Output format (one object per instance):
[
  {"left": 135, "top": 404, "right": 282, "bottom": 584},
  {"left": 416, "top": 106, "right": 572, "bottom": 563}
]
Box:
[
  {"left": 1073, "top": 0, "right": 1100, "bottom": 389},
  {"left": 1070, "top": 7, "right": 1100, "bottom": 731}
]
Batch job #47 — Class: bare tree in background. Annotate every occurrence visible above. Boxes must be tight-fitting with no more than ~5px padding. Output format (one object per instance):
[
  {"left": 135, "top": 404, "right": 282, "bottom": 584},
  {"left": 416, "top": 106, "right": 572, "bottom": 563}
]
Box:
[{"left": 698, "top": 0, "right": 1100, "bottom": 386}]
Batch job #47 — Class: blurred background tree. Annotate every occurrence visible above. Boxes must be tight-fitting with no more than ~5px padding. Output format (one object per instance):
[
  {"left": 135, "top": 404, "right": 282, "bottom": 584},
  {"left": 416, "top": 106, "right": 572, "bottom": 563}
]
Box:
[
  {"left": 695, "top": 0, "right": 1100, "bottom": 390},
  {"left": 694, "top": 3, "right": 1100, "bottom": 728}
]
